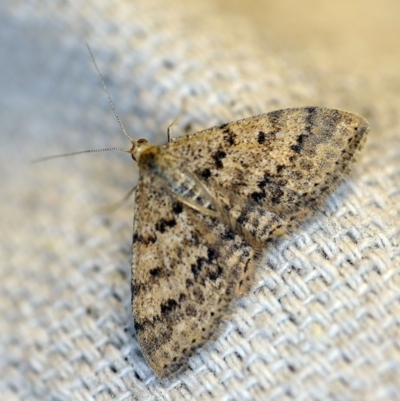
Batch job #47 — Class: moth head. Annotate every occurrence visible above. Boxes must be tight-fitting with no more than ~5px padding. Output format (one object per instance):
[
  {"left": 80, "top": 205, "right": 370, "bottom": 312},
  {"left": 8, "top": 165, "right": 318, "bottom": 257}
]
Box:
[{"left": 129, "top": 138, "right": 150, "bottom": 162}]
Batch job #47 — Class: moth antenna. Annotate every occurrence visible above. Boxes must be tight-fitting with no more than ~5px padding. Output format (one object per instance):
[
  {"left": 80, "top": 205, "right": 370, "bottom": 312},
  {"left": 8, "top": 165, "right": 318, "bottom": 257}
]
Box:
[
  {"left": 86, "top": 43, "right": 135, "bottom": 143},
  {"left": 32, "top": 45, "right": 138, "bottom": 164},
  {"left": 31, "top": 147, "right": 131, "bottom": 164}
]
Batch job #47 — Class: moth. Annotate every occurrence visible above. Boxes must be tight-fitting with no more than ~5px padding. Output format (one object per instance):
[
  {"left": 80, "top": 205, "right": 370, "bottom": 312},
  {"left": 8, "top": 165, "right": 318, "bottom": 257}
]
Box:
[{"left": 129, "top": 106, "right": 368, "bottom": 378}]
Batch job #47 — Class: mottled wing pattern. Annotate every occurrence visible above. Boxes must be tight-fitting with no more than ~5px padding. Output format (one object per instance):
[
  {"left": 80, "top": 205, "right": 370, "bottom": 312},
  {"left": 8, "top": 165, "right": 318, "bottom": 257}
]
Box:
[
  {"left": 132, "top": 107, "right": 368, "bottom": 378},
  {"left": 132, "top": 172, "right": 255, "bottom": 378},
  {"left": 165, "top": 107, "right": 369, "bottom": 245}
]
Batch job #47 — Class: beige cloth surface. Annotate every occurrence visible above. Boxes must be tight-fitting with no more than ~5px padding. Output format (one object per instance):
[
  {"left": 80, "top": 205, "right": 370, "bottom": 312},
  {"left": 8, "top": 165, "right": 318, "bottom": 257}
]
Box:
[{"left": 1, "top": 1, "right": 399, "bottom": 400}]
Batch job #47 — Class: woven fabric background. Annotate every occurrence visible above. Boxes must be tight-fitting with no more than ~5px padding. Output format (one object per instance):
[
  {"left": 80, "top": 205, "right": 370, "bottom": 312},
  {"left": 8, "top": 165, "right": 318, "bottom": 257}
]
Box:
[{"left": 1, "top": 1, "right": 400, "bottom": 400}]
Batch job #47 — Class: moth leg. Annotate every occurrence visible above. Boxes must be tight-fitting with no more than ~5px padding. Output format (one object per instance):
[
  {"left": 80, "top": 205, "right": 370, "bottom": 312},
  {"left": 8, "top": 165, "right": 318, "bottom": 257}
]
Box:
[{"left": 99, "top": 185, "right": 137, "bottom": 213}]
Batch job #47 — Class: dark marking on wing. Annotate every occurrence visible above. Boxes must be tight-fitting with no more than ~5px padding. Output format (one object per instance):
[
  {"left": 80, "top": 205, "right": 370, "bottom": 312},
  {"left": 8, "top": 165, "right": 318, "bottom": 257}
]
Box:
[
  {"left": 251, "top": 191, "right": 266, "bottom": 202},
  {"left": 267, "top": 110, "right": 282, "bottom": 134},
  {"left": 224, "top": 129, "right": 236, "bottom": 146},
  {"left": 221, "top": 228, "right": 235, "bottom": 241},
  {"left": 213, "top": 150, "right": 227, "bottom": 169},
  {"left": 291, "top": 133, "right": 306, "bottom": 153},
  {"left": 172, "top": 202, "right": 183, "bottom": 214},
  {"left": 149, "top": 267, "right": 162, "bottom": 276},
  {"left": 132, "top": 232, "right": 143, "bottom": 244},
  {"left": 191, "top": 248, "right": 219, "bottom": 279},
  {"left": 161, "top": 299, "right": 178, "bottom": 315},
  {"left": 134, "top": 320, "right": 144, "bottom": 332},
  {"left": 258, "top": 131, "right": 266, "bottom": 144},
  {"left": 200, "top": 168, "right": 211, "bottom": 179},
  {"left": 305, "top": 106, "right": 317, "bottom": 135},
  {"left": 133, "top": 232, "right": 156, "bottom": 245},
  {"left": 155, "top": 218, "right": 177, "bottom": 233},
  {"left": 258, "top": 173, "right": 271, "bottom": 189},
  {"left": 191, "top": 257, "right": 207, "bottom": 278},
  {"left": 208, "top": 265, "right": 223, "bottom": 281}
]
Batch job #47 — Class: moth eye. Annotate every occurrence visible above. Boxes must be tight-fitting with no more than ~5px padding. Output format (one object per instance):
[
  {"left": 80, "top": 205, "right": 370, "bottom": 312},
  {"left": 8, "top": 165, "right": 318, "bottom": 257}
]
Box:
[{"left": 138, "top": 138, "right": 148, "bottom": 144}]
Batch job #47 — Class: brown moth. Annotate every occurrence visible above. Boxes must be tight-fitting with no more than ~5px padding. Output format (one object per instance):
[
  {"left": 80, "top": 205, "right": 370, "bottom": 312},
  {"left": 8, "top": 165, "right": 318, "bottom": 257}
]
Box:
[{"left": 129, "top": 107, "right": 368, "bottom": 378}]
